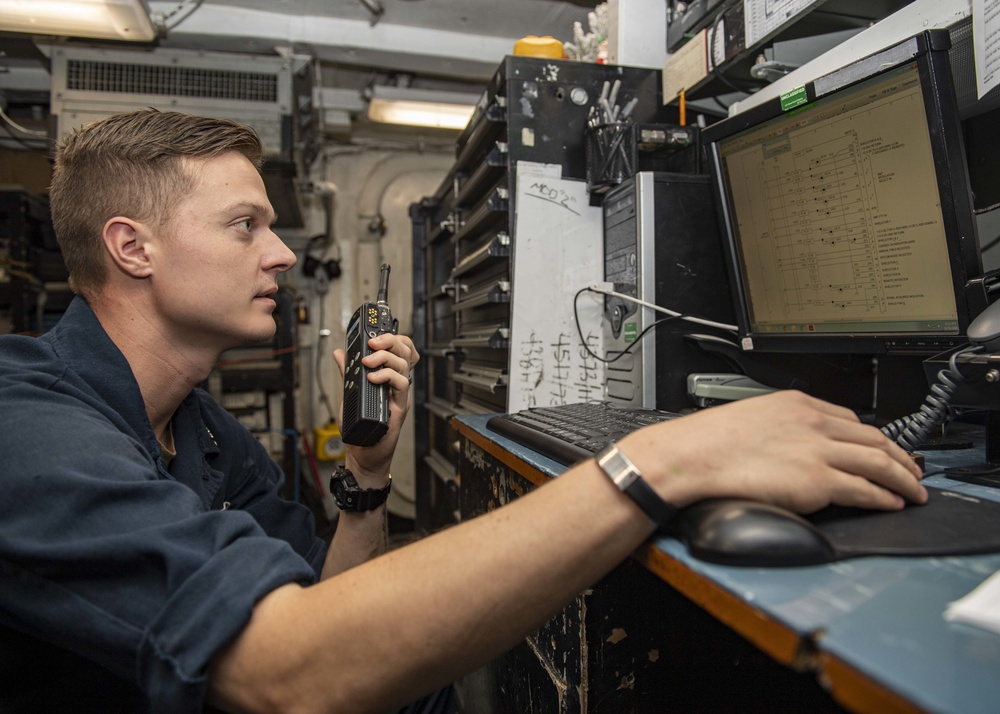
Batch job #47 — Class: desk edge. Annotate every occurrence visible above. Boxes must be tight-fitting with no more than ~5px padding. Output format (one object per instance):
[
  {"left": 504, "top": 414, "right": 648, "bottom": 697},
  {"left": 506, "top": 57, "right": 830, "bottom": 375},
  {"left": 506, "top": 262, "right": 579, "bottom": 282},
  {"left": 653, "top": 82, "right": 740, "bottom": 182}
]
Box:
[{"left": 454, "top": 416, "right": 807, "bottom": 668}]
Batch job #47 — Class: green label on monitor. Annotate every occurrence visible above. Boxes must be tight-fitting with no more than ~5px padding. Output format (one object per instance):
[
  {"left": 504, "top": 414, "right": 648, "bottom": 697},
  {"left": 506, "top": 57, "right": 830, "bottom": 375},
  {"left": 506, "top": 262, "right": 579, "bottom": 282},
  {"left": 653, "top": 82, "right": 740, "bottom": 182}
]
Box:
[
  {"left": 780, "top": 86, "right": 807, "bottom": 111},
  {"left": 624, "top": 323, "right": 637, "bottom": 343}
]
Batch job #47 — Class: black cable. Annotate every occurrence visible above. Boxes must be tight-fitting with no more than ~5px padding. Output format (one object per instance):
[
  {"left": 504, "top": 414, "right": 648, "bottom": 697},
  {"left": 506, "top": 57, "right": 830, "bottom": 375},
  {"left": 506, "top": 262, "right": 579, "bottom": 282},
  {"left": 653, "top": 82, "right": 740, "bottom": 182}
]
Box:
[
  {"left": 573, "top": 287, "right": 685, "bottom": 364},
  {"left": 974, "top": 199, "right": 1000, "bottom": 215},
  {"left": 966, "top": 174, "right": 1000, "bottom": 251},
  {"left": 707, "top": 7, "right": 759, "bottom": 96},
  {"left": 980, "top": 232, "right": 1000, "bottom": 254},
  {"left": 711, "top": 95, "right": 731, "bottom": 112}
]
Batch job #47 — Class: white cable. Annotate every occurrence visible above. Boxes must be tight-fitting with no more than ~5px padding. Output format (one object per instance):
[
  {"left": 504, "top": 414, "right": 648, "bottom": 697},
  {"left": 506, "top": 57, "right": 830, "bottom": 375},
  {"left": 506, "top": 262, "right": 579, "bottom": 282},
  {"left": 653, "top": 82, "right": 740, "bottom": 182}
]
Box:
[
  {"left": 0, "top": 103, "right": 48, "bottom": 138},
  {"left": 588, "top": 284, "right": 738, "bottom": 332},
  {"left": 685, "top": 332, "right": 741, "bottom": 348}
]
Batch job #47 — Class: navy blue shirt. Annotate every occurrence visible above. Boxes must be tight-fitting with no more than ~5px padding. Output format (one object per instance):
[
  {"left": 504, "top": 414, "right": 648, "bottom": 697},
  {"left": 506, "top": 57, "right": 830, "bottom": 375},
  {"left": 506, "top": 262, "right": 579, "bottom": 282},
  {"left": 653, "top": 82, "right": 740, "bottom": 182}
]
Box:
[{"left": 0, "top": 297, "right": 326, "bottom": 712}]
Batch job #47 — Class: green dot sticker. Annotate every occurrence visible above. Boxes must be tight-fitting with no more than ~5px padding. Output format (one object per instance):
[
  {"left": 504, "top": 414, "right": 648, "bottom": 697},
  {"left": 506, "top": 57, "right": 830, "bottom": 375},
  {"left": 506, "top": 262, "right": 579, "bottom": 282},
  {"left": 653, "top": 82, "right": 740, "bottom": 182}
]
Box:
[{"left": 624, "top": 322, "right": 638, "bottom": 343}]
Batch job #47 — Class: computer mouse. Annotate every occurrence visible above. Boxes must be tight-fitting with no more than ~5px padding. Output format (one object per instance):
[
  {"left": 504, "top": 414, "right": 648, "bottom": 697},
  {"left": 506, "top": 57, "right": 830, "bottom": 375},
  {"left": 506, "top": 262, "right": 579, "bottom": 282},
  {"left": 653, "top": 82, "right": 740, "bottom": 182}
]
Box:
[{"left": 670, "top": 498, "right": 837, "bottom": 567}]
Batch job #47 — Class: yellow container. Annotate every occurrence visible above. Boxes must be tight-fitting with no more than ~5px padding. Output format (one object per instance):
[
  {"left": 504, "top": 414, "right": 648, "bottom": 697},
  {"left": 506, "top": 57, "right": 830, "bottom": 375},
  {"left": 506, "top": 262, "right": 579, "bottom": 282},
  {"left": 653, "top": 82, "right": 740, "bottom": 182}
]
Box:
[
  {"left": 314, "top": 422, "right": 345, "bottom": 462},
  {"left": 514, "top": 35, "right": 564, "bottom": 59}
]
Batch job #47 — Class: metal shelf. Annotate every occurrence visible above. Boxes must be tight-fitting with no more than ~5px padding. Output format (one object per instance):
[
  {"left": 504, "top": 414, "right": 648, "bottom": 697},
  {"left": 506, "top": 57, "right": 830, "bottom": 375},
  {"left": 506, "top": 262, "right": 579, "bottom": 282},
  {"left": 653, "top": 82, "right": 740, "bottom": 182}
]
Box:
[
  {"left": 452, "top": 231, "right": 509, "bottom": 278},
  {"left": 453, "top": 279, "right": 510, "bottom": 312},
  {"left": 456, "top": 142, "right": 508, "bottom": 209},
  {"left": 424, "top": 396, "right": 459, "bottom": 422},
  {"left": 453, "top": 186, "right": 508, "bottom": 243},
  {"left": 412, "top": 56, "right": 676, "bottom": 534},
  {"left": 450, "top": 324, "right": 509, "bottom": 350},
  {"left": 453, "top": 365, "right": 507, "bottom": 394},
  {"left": 424, "top": 449, "right": 458, "bottom": 484},
  {"left": 456, "top": 94, "right": 506, "bottom": 173}
]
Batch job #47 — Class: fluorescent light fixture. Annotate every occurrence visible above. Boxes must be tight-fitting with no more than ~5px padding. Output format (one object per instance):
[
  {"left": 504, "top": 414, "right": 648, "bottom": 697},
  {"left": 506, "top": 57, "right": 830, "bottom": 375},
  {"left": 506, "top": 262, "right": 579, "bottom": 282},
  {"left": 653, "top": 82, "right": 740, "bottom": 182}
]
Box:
[
  {"left": 0, "top": 0, "right": 156, "bottom": 42},
  {"left": 367, "top": 85, "right": 479, "bottom": 131}
]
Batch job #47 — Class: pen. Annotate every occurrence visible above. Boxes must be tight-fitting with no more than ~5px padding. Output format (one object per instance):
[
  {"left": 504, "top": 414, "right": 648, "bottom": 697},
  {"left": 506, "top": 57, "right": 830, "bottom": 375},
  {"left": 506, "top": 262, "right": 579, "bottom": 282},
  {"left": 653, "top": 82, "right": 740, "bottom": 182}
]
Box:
[
  {"left": 600, "top": 97, "right": 614, "bottom": 124},
  {"left": 620, "top": 97, "right": 639, "bottom": 120},
  {"left": 608, "top": 79, "right": 621, "bottom": 111}
]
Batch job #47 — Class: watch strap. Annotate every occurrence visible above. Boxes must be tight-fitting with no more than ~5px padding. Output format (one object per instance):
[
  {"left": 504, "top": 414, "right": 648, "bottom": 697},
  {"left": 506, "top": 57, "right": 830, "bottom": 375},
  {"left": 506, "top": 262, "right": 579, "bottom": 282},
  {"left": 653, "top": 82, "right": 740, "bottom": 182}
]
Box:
[
  {"left": 595, "top": 442, "right": 677, "bottom": 528},
  {"left": 330, "top": 467, "right": 392, "bottom": 512}
]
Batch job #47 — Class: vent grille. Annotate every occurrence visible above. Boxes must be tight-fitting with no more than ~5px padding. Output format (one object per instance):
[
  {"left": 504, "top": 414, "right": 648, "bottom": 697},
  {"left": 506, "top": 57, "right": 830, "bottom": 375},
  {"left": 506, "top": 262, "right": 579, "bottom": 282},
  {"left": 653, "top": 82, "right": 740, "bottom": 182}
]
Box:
[{"left": 66, "top": 59, "right": 279, "bottom": 103}]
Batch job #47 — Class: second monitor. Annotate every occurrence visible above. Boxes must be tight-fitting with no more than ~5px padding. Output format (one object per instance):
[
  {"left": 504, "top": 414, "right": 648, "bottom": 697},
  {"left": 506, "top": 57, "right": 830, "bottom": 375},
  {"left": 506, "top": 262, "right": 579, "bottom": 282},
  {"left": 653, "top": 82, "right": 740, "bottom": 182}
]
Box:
[{"left": 704, "top": 29, "right": 985, "bottom": 358}]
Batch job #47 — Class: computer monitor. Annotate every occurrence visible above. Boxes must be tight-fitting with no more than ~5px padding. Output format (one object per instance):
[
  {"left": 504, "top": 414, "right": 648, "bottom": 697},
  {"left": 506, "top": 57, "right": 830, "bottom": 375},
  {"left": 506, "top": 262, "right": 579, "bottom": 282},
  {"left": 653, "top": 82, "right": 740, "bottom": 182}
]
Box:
[{"left": 704, "top": 30, "right": 985, "bottom": 356}]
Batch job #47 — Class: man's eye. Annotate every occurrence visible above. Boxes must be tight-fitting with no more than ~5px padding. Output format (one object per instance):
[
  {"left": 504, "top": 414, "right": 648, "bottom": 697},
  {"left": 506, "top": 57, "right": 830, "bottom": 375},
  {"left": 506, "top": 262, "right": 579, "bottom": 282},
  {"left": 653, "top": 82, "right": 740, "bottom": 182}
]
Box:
[{"left": 237, "top": 219, "right": 253, "bottom": 232}]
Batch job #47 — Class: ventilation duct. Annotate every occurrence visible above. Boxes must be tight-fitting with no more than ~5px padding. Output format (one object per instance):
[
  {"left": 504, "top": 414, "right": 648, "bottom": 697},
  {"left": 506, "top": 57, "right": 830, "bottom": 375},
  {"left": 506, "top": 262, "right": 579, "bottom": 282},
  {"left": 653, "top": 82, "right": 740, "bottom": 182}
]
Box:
[{"left": 49, "top": 45, "right": 317, "bottom": 227}]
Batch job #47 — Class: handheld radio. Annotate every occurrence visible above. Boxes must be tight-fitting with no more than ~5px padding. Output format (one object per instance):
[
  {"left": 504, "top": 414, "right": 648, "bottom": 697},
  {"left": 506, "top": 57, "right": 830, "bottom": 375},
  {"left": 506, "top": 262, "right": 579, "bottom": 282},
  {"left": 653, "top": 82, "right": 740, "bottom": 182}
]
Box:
[{"left": 342, "top": 263, "right": 398, "bottom": 446}]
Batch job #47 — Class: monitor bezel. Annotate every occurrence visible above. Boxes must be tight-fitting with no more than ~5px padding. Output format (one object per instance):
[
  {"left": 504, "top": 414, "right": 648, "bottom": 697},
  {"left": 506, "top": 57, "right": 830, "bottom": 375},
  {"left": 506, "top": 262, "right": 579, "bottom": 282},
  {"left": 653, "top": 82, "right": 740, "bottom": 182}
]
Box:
[{"left": 704, "top": 30, "right": 983, "bottom": 355}]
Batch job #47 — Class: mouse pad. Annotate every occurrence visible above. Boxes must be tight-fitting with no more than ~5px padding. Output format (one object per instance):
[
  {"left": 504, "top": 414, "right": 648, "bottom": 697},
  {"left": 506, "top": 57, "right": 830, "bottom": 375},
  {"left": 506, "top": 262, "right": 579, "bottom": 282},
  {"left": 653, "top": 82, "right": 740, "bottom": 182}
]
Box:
[
  {"left": 670, "top": 487, "right": 1000, "bottom": 567},
  {"left": 810, "top": 487, "right": 1000, "bottom": 558}
]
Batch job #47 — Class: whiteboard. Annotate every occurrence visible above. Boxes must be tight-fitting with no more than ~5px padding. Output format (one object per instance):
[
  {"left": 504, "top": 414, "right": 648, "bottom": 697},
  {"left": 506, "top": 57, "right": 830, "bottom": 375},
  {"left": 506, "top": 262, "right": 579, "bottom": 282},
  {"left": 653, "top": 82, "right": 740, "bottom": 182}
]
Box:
[{"left": 508, "top": 161, "right": 606, "bottom": 411}]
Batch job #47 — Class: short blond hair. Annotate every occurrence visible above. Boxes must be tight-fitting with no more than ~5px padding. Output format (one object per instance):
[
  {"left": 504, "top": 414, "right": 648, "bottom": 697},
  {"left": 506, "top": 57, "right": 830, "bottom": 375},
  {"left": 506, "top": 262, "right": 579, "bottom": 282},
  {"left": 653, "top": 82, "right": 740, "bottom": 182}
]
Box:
[{"left": 49, "top": 109, "right": 264, "bottom": 297}]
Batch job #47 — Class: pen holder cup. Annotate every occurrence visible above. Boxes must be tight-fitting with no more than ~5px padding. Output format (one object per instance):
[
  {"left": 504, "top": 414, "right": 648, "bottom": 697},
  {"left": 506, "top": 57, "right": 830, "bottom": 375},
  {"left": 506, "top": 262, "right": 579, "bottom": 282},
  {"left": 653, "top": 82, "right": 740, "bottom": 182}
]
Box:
[{"left": 585, "top": 122, "right": 635, "bottom": 194}]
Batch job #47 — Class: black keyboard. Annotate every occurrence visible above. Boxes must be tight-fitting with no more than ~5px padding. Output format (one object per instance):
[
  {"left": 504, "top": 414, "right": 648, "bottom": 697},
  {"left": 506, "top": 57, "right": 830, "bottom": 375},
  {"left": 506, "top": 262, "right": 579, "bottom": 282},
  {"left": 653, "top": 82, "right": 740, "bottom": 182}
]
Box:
[{"left": 487, "top": 401, "right": 681, "bottom": 465}]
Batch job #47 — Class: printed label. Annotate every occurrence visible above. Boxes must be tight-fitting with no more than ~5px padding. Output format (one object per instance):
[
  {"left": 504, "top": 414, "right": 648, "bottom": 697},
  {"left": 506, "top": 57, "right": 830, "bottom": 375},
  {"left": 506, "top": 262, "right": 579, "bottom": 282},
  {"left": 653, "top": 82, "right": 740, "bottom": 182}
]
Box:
[{"left": 780, "top": 86, "right": 808, "bottom": 111}]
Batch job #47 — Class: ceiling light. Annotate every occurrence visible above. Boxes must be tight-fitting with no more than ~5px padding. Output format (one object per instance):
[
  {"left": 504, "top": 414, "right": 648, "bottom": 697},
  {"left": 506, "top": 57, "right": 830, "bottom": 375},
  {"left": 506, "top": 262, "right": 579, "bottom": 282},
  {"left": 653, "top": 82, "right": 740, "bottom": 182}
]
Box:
[
  {"left": 367, "top": 86, "right": 480, "bottom": 131},
  {"left": 0, "top": 0, "right": 157, "bottom": 42}
]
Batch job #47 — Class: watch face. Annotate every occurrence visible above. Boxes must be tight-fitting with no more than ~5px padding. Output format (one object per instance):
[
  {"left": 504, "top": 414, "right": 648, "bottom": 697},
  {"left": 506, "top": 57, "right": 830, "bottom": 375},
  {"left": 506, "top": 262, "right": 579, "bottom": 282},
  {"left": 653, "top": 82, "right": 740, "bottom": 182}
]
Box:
[
  {"left": 330, "top": 470, "right": 349, "bottom": 506},
  {"left": 330, "top": 469, "right": 390, "bottom": 512}
]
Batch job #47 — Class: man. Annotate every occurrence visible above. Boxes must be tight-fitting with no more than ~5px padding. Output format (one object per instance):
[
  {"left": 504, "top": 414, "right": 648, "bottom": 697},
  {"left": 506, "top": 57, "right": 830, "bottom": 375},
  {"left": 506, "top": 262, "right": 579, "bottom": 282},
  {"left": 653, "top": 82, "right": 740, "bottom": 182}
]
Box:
[{"left": 0, "top": 109, "right": 926, "bottom": 713}]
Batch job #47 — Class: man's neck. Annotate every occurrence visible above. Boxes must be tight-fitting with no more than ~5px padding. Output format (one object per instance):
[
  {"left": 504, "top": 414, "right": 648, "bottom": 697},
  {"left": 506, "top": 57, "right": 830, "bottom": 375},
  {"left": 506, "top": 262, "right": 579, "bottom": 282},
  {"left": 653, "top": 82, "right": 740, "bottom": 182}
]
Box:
[{"left": 90, "top": 291, "right": 218, "bottom": 438}]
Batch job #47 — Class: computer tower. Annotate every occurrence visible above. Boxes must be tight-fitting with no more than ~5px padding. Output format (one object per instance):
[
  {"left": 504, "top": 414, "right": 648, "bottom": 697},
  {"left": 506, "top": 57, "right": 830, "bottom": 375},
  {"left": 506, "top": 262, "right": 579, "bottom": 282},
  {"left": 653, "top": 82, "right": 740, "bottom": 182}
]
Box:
[{"left": 602, "top": 172, "right": 737, "bottom": 411}]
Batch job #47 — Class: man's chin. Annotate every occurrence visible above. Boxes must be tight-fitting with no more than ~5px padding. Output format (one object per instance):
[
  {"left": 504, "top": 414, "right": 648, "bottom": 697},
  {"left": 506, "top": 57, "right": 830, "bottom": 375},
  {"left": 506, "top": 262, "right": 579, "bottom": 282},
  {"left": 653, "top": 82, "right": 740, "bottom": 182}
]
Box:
[
  {"left": 242, "top": 329, "right": 278, "bottom": 348},
  {"left": 233, "top": 319, "right": 278, "bottom": 349}
]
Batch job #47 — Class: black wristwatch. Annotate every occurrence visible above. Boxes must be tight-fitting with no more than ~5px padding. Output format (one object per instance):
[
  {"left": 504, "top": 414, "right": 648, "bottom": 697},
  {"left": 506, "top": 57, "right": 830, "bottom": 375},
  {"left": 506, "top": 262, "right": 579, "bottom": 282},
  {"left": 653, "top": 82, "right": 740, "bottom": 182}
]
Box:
[
  {"left": 595, "top": 443, "right": 677, "bottom": 529},
  {"left": 330, "top": 466, "right": 392, "bottom": 512}
]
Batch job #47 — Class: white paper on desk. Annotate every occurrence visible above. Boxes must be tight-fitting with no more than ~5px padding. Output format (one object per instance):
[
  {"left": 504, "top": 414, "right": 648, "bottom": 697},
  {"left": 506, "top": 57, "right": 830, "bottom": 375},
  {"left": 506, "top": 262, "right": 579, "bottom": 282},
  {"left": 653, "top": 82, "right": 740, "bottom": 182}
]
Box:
[
  {"left": 508, "top": 162, "right": 604, "bottom": 413},
  {"left": 943, "top": 568, "right": 1000, "bottom": 634},
  {"left": 974, "top": 0, "right": 1000, "bottom": 99}
]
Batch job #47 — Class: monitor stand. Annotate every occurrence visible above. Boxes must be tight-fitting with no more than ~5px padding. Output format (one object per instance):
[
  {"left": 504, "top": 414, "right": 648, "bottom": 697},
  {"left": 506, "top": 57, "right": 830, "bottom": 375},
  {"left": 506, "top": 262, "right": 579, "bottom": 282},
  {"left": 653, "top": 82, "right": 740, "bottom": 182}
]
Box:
[{"left": 944, "top": 410, "right": 1000, "bottom": 489}]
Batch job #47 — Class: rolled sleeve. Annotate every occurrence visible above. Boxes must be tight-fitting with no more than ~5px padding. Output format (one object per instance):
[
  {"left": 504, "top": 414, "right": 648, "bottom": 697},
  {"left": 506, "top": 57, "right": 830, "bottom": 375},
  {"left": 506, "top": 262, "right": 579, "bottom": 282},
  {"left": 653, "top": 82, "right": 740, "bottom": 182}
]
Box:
[{"left": 139, "top": 528, "right": 314, "bottom": 712}]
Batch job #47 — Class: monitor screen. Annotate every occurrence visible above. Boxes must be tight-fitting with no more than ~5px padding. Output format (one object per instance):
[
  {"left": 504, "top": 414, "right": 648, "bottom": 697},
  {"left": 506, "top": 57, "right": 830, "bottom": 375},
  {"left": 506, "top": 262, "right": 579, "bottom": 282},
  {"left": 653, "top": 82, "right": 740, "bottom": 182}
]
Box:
[{"left": 705, "top": 31, "right": 983, "bottom": 355}]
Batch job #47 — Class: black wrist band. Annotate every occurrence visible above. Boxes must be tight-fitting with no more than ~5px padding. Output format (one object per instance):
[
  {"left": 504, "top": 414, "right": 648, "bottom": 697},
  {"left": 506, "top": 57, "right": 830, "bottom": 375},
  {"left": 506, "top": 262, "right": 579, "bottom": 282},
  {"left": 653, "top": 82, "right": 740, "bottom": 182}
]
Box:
[
  {"left": 330, "top": 467, "right": 392, "bottom": 512},
  {"left": 595, "top": 442, "right": 677, "bottom": 529}
]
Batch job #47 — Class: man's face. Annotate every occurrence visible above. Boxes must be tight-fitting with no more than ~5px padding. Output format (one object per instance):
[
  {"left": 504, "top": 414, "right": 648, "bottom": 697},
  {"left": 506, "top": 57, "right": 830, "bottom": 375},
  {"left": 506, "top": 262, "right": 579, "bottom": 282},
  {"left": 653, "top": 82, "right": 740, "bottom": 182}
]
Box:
[{"left": 149, "top": 151, "right": 297, "bottom": 353}]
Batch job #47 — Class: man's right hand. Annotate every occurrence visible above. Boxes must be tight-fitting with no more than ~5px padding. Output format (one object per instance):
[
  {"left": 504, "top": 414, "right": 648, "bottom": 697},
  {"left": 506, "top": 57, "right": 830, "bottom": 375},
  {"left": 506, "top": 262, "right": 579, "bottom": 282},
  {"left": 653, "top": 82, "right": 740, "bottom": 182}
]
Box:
[{"left": 616, "top": 390, "right": 926, "bottom": 515}]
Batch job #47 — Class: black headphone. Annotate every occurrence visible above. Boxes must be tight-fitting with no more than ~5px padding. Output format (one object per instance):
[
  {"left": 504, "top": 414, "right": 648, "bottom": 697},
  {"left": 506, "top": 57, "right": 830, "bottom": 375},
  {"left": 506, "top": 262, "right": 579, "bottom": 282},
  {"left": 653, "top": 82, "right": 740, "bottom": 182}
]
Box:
[{"left": 302, "top": 235, "right": 342, "bottom": 280}]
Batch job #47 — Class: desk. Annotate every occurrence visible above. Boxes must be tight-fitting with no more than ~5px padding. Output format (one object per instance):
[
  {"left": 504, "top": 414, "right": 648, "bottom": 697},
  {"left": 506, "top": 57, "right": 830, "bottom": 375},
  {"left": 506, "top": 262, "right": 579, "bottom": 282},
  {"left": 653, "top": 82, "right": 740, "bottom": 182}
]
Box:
[{"left": 453, "top": 414, "right": 1000, "bottom": 714}]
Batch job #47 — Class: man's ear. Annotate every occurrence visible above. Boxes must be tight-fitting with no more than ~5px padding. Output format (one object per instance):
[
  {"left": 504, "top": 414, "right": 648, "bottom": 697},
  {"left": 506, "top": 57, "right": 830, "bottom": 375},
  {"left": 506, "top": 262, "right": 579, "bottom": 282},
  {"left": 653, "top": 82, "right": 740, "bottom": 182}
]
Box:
[{"left": 103, "top": 217, "right": 153, "bottom": 279}]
